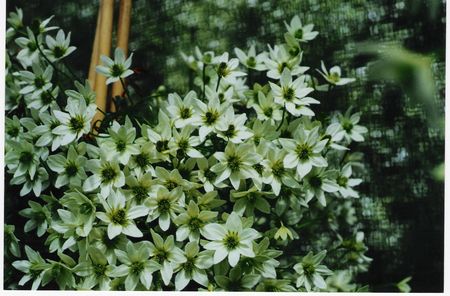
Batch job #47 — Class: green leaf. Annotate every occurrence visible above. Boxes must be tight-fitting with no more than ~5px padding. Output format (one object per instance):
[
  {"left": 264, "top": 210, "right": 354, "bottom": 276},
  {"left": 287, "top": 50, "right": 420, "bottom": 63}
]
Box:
[
  {"left": 214, "top": 275, "right": 230, "bottom": 289},
  {"left": 396, "top": 276, "right": 412, "bottom": 293}
]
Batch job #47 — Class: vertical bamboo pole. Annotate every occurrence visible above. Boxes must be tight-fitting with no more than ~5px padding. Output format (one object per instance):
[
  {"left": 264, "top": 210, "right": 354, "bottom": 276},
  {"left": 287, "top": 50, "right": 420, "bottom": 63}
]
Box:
[
  {"left": 88, "top": 1, "right": 102, "bottom": 90},
  {"left": 92, "top": 0, "right": 114, "bottom": 130},
  {"left": 110, "top": 0, "right": 132, "bottom": 112}
]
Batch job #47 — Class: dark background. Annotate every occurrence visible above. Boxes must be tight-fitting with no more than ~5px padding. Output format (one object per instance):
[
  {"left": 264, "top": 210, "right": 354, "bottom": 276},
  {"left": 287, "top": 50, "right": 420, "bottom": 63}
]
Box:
[{"left": 5, "top": 0, "right": 445, "bottom": 291}]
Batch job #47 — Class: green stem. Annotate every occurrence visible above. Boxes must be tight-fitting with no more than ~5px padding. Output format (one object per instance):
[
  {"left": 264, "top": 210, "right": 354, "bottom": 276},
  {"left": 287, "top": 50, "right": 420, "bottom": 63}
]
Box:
[
  {"left": 120, "top": 78, "right": 132, "bottom": 101},
  {"left": 202, "top": 63, "right": 206, "bottom": 100},
  {"left": 215, "top": 75, "right": 222, "bottom": 92},
  {"left": 276, "top": 104, "right": 287, "bottom": 131}
]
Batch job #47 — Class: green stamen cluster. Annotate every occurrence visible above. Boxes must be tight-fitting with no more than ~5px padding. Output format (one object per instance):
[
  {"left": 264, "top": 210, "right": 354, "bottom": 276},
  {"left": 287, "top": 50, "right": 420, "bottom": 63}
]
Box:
[
  {"left": 296, "top": 143, "right": 312, "bottom": 160},
  {"left": 101, "top": 165, "right": 117, "bottom": 182},
  {"left": 272, "top": 161, "right": 285, "bottom": 178},
  {"left": 132, "top": 186, "right": 148, "bottom": 202},
  {"left": 19, "top": 151, "right": 33, "bottom": 164},
  {"left": 110, "top": 208, "right": 127, "bottom": 225},
  {"left": 217, "top": 62, "right": 230, "bottom": 77},
  {"left": 130, "top": 261, "right": 144, "bottom": 274},
  {"left": 115, "top": 139, "right": 127, "bottom": 152},
  {"left": 179, "top": 107, "right": 192, "bottom": 119},
  {"left": 282, "top": 87, "right": 295, "bottom": 102},
  {"left": 64, "top": 162, "right": 78, "bottom": 177},
  {"left": 246, "top": 56, "right": 256, "bottom": 68},
  {"left": 156, "top": 140, "right": 169, "bottom": 152},
  {"left": 69, "top": 115, "right": 85, "bottom": 133},
  {"left": 203, "top": 109, "right": 219, "bottom": 125},
  {"left": 188, "top": 217, "right": 203, "bottom": 231},
  {"left": 134, "top": 153, "right": 150, "bottom": 168},
  {"left": 303, "top": 262, "right": 316, "bottom": 276},
  {"left": 93, "top": 263, "right": 107, "bottom": 276},
  {"left": 111, "top": 64, "right": 124, "bottom": 77},
  {"left": 223, "top": 125, "right": 236, "bottom": 138},
  {"left": 309, "top": 175, "right": 322, "bottom": 189},
  {"left": 227, "top": 155, "right": 242, "bottom": 172},
  {"left": 157, "top": 199, "right": 171, "bottom": 213},
  {"left": 223, "top": 231, "right": 240, "bottom": 250}
]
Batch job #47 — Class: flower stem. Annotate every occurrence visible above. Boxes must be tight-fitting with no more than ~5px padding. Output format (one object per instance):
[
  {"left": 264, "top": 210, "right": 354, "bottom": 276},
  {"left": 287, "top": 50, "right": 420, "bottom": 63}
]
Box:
[
  {"left": 215, "top": 76, "right": 222, "bottom": 92},
  {"left": 120, "top": 78, "right": 132, "bottom": 102},
  {"left": 276, "top": 104, "right": 286, "bottom": 131},
  {"left": 202, "top": 63, "right": 206, "bottom": 100}
]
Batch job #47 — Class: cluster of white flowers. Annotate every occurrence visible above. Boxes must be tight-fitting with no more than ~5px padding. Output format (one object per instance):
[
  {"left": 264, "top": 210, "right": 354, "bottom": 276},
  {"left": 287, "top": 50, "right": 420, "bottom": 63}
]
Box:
[{"left": 5, "top": 9, "right": 371, "bottom": 291}]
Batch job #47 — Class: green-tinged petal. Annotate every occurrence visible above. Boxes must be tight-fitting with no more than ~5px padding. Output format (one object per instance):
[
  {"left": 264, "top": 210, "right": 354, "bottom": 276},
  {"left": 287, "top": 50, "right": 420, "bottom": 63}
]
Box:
[
  {"left": 202, "top": 223, "right": 226, "bottom": 241},
  {"left": 107, "top": 224, "right": 122, "bottom": 239},
  {"left": 109, "top": 264, "right": 129, "bottom": 277},
  {"left": 125, "top": 274, "right": 139, "bottom": 291},
  {"left": 140, "top": 270, "right": 153, "bottom": 289},
  {"left": 161, "top": 261, "right": 173, "bottom": 286},
  {"left": 175, "top": 269, "right": 190, "bottom": 291}
]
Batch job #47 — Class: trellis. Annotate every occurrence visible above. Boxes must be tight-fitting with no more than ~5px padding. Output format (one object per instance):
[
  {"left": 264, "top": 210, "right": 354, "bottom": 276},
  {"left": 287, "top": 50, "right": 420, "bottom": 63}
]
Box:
[{"left": 88, "top": 0, "right": 132, "bottom": 128}]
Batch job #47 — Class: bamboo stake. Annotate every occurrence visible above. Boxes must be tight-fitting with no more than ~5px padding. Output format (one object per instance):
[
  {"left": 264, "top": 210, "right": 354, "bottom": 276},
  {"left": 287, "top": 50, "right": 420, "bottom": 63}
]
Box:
[
  {"left": 110, "top": 0, "right": 132, "bottom": 112},
  {"left": 91, "top": 0, "right": 114, "bottom": 130},
  {"left": 87, "top": 1, "right": 102, "bottom": 90}
]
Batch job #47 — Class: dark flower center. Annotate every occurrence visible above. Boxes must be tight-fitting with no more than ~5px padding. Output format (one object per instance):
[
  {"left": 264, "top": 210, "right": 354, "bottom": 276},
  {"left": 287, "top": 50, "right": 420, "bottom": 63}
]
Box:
[
  {"left": 69, "top": 116, "right": 85, "bottom": 133},
  {"left": 188, "top": 217, "right": 203, "bottom": 231},
  {"left": 93, "top": 263, "right": 107, "bottom": 276},
  {"left": 294, "top": 28, "right": 303, "bottom": 39},
  {"left": 337, "top": 176, "right": 348, "bottom": 187},
  {"left": 204, "top": 110, "right": 219, "bottom": 125},
  {"left": 65, "top": 162, "right": 78, "bottom": 177},
  {"left": 19, "top": 151, "right": 33, "bottom": 164},
  {"left": 223, "top": 125, "right": 236, "bottom": 138},
  {"left": 272, "top": 161, "right": 285, "bottom": 178},
  {"left": 157, "top": 199, "right": 171, "bottom": 213},
  {"left": 41, "top": 92, "right": 53, "bottom": 105},
  {"left": 110, "top": 208, "right": 127, "bottom": 225},
  {"left": 101, "top": 165, "right": 117, "bottom": 182},
  {"left": 115, "top": 139, "right": 127, "bottom": 152},
  {"left": 296, "top": 144, "right": 312, "bottom": 161},
  {"left": 303, "top": 262, "right": 316, "bottom": 276},
  {"left": 246, "top": 56, "right": 256, "bottom": 68},
  {"left": 309, "top": 175, "right": 322, "bottom": 189},
  {"left": 135, "top": 153, "right": 150, "bottom": 168},
  {"left": 34, "top": 77, "right": 46, "bottom": 89},
  {"left": 183, "top": 258, "right": 195, "bottom": 275},
  {"left": 223, "top": 231, "right": 240, "bottom": 250},
  {"left": 165, "top": 180, "right": 178, "bottom": 191},
  {"left": 156, "top": 140, "right": 169, "bottom": 152},
  {"left": 178, "top": 139, "right": 189, "bottom": 151},
  {"left": 111, "top": 64, "right": 124, "bottom": 77},
  {"left": 180, "top": 107, "right": 191, "bottom": 119},
  {"left": 204, "top": 169, "right": 216, "bottom": 181},
  {"left": 130, "top": 261, "right": 144, "bottom": 274},
  {"left": 132, "top": 186, "right": 148, "bottom": 203},
  {"left": 282, "top": 87, "right": 295, "bottom": 102},
  {"left": 217, "top": 62, "right": 229, "bottom": 77},
  {"left": 342, "top": 120, "right": 353, "bottom": 133},
  {"left": 27, "top": 41, "right": 37, "bottom": 51},
  {"left": 155, "top": 250, "right": 168, "bottom": 264},
  {"left": 227, "top": 155, "right": 241, "bottom": 172},
  {"left": 263, "top": 107, "right": 273, "bottom": 117},
  {"left": 53, "top": 46, "right": 66, "bottom": 58},
  {"left": 7, "top": 127, "right": 19, "bottom": 137}
]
